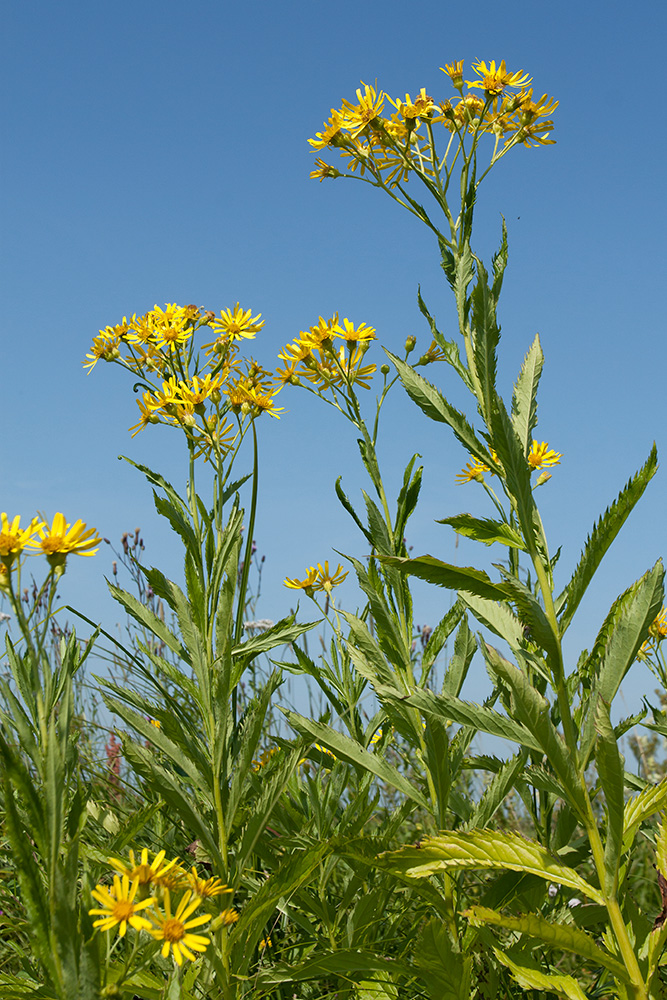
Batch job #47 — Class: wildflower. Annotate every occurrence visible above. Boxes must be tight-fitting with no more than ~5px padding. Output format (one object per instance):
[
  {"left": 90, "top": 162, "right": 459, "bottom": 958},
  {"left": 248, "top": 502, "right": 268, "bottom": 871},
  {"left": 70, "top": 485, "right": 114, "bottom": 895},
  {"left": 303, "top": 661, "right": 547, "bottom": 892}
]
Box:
[
  {"left": 308, "top": 109, "right": 345, "bottom": 150},
  {"left": 313, "top": 561, "right": 348, "bottom": 593},
  {"left": 467, "top": 60, "right": 531, "bottom": 97},
  {"left": 83, "top": 330, "right": 122, "bottom": 373},
  {"left": 175, "top": 373, "right": 224, "bottom": 408},
  {"left": 310, "top": 159, "right": 340, "bottom": 181},
  {"left": 89, "top": 874, "right": 154, "bottom": 937},
  {"left": 259, "top": 937, "right": 273, "bottom": 949},
  {"left": 149, "top": 889, "right": 211, "bottom": 966},
  {"left": 528, "top": 441, "right": 562, "bottom": 470},
  {"left": 390, "top": 89, "right": 435, "bottom": 121},
  {"left": 333, "top": 318, "right": 377, "bottom": 345},
  {"left": 0, "top": 514, "right": 43, "bottom": 567},
  {"left": 128, "top": 391, "right": 161, "bottom": 437},
  {"left": 219, "top": 907, "right": 240, "bottom": 926},
  {"left": 186, "top": 867, "right": 232, "bottom": 900},
  {"left": 441, "top": 60, "right": 465, "bottom": 91},
  {"left": 107, "top": 848, "right": 181, "bottom": 890},
  {"left": 30, "top": 514, "right": 101, "bottom": 567},
  {"left": 455, "top": 459, "right": 490, "bottom": 484},
  {"left": 340, "top": 84, "right": 385, "bottom": 138},
  {"left": 649, "top": 608, "right": 667, "bottom": 642},
  {"left": 284, "top": 567, "right": 318, "bottom": 592},
  {"left": 209, "top": 304, "right": 265, "bottom": 341}
]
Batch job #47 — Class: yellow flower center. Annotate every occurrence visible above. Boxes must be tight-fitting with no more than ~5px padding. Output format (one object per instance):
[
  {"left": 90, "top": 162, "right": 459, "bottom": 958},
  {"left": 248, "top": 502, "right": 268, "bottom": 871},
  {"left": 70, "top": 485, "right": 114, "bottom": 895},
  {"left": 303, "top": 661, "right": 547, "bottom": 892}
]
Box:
[
  {"left": 40, "top": 535, "right": 67, "bottom": 554},
  {"left": 162, "top": 918, "right": 185, "bottom": 942},
  {"left": 113, "top": 900, "right": 135, "bottom": 921},
  {"left": 131, "top": 864, "right": 155, "bottom": 884},
  {"left": 162, "top": 327, "right": 181, "bottom": 342},
  {"left": 0, "top": 532, "right": 21, "bottom": 555}
]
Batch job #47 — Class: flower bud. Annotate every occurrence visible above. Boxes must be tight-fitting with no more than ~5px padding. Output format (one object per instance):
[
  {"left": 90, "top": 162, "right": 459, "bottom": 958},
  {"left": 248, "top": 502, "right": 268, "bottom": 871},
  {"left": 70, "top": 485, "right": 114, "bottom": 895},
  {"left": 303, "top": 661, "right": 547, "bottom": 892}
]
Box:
[
  {"left": 405, "top": 335, "right": 417, "bottom": 354},
  {"left": 380, "top": 363, "right": 390, "bottom": 375}
]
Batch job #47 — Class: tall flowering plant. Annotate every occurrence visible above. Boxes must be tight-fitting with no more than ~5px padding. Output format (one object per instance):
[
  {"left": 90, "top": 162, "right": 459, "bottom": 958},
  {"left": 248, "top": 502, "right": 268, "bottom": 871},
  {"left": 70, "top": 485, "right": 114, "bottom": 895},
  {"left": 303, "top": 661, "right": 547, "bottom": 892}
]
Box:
[{"left": 266, "top": 58, "right": 665, "bottom": 999}]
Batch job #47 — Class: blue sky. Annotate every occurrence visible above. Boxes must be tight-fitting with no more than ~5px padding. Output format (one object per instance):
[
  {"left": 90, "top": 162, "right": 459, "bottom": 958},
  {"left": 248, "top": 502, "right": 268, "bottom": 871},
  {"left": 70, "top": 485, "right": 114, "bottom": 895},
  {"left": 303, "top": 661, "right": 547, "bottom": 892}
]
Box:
[{"left": 2, "top": 0, "right": 666, "bottom": 714}]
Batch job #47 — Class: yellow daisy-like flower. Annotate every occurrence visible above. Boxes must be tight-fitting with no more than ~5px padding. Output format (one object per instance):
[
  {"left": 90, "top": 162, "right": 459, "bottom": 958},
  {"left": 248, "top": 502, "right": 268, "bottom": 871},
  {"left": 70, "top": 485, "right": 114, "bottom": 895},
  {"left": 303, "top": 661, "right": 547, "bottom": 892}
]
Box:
[
  {"left": 0, "top": 514, "right": 44, "bottom": 566},
  {"left": 310, "top": 159, "right": 340, "bottom": 181},
  {"left": 455, "top": 459, "right": 490, "bottom": 484},
  {"left": 175, "top": 374, "right": 223, "bottom": 408},
  {"left": 89, "top": 874, "right": 154, "bottom": 937},
  {"left": 441, "top": 60, "right": 465, "bottom": 91},
  {"left": 148, "top": 889, "right": 211, "bottom": 966},
  {"left": 186, "top": 867, "right": 232, "bottom": 900},
  {"left": 333, "top": 318, "right": 376, "bottom": 345},
  {"left": 107, "top": 848, "right": 181, "bottom": 890},
  {"left": 219, "top": 907, "right": 240, "bottom": 926},
  {"left": 30, "top": 514, "right": 101, "bottom": 565},
  {"left": 128, "top": 391, "right": 162, "bottom": 437},
  {"left": 284, "top": 567, "right": 318, "bottom": 592},
  {"left": 467, "top": 60, "right": 532, "bottom": 96},
  {"left": 528, "top": 441, "right": 562, "bottom": 470},
  {"left": 313, "top": 561, "right": 348, "bottom": 593},
  {"left": 308, "top": 109, "right": 345, "bottom": 150},
  {"left": 390, "top": 88, "right": 434, "bottom": 121},
  {"left": 83, "top": 330, "right": 122, "bottom": 373},
  {"left": 340, "top": 84, "right": 385, "bottom": 139},
  {"left": 649, "top": 607, "right": 667, "bottom": 643},
  {"left": 209, "top": 304, "right": 265, "bottom": 341}
]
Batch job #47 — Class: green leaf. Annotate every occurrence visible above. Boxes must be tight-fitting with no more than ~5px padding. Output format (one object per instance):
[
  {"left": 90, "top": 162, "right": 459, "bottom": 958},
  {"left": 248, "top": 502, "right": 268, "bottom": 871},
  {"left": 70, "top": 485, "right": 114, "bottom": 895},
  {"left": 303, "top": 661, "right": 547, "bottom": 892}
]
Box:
[
  {"left": 336, "top": 476, "right": 373, "bottom": 545},
  {"left": 466, "top": 751, "right": 526, "bottom": 830},
  {"left": 382, "top": 554, "right": 508, "bottom": 602},
  {"left": 470, "top": 256, "right": 500, "bottom": 424},
  {"left": 420, "top": 601, "right": 465, "bottom": 685},
  {"left": 232, "top": 614, "right": 319, "bottom": 661},
  {"left": 493, "top": 946, "right": 590, "bottom": 1000},
  {"left": 386, "top": 350, "right": 495, "bottom": 467},
  {"left": 380, "top": 831, "right": 604, "bottom": 903},
  {"left": 107, "top": 582, "right": 187, "bottom": 662},
  {"left": 414, "top": 918, "right": 472, "bottom": 1000},
  {"left": 282, "top": 713, "right": 430, "bottom": 811},
  {"left": 438, "top": 513, "right": 526, "bottom": 549},
  {"left": 622, "top": 777, "right": 667, "bottom": 853},
  {"left": 594, "top": 699, "right": 625, "bottom": 892},
  {"left": 556, "top": 445, "right": 659, "bottom": 632},
  {"left": 466, "top": 905, "right": 629, "bottom": 982},
  {"left": 255, "top": 951, "right": 411, "bottom": 989},
  {"left": 491, "top": 217, "right": 509, "bottom": 299},
  {"left": 511, "top": 334, "right": 543, "bottom": 457},
  {"left": 417, "top": 287, "right": 472, "bottom": 390},
  {"left": 441, "top": 613, "right": 475, "bottom": 696}
]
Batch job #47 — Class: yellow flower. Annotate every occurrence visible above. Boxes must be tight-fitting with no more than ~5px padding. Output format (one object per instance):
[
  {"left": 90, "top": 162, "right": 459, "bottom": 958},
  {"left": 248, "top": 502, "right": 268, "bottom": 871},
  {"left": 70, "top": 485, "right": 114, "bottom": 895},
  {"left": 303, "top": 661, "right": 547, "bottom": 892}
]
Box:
[
  {"left": 219, "top": 907, "right": 240, "bottom": 926},
  {"left": 128, "top": 391, "right": 162, "bottom": 437},
  {"left": 467, "top": 60, "right": 532, "bottom": 96},
  {"left": 340, "top": 84, "right": 385, "bottom": 138},
  {"left": 284, "top": 567, "right": 318, "bottom": 592},
  {"left": 148, "top": 889, "right": 211, "bottom": 966},
  {"left": 175, "top": 374, "right": 223, "bottom": 407},
  {"left": 107, "top": 848, "right": 181, "bottom": 889},
  {"left": 527, "top": 441, "right": 562, "bottom": 470},
  {"left": 441, "top": 60, "right": 465, "bottom": 90},
  {"left": 455, "top": 459, "right": 490, "bottom": 484},
  {"left": 186, "top": 867, "right": 233, "bottom": 900},
  {"left": 333, "top": 318, "right": 376, "bottom": 345},
  {"left": 30, "top": 514, "right": 101, "bottom": 565},
  {"left": 89, "top": 874, "right": 154, "bottom": 937},
  {"left": 313, "top": 561, "right": 348, "bottom": 593},
  {"left": 310, "top": 159, "right": 340, "bottom": 181},
  {"left": 0, "top": 514, "right": 44, "bottom": 566},
  {"left": 649, "top": 608, "right": 667, "bottom": 642},
  {"left": 83, "top": 330, "right": 122, "bottom": 373},
  {"left": 209, "top": 304, "right": 265, "bottom": 341},
  {"left": 390, "top": 88, "right": 434, "bottom": 121},
  {"left": 308, "top": 109, "right": 345, "bottom": 150}
]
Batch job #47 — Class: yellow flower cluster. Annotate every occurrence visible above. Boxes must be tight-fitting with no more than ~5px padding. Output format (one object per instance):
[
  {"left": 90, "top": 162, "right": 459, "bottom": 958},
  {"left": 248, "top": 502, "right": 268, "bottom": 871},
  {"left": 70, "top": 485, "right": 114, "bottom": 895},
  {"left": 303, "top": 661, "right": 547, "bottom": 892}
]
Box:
[
  {"left": 277, "top": 314, "right": 377, "bottom": 394},
  {"left": 455, "top": 440, "right": 561, "bottom": 485},
  {"left": 84, "top": 303, "right": 284, "bottom": 462},
  {"left": 640, "top": 607, "right": 667, "bottom": 658},
  {"left": 0, "top": 512, "right": 101, "bottom": 585},
  {"left": 284, "top": 561, "right": 349, "bottom": 594},
  {"left": 90, "top": 848, "right": 237, "bottom": 966},
  {"left": 309, "top": 60, "right": 557, "bottom": 189}
]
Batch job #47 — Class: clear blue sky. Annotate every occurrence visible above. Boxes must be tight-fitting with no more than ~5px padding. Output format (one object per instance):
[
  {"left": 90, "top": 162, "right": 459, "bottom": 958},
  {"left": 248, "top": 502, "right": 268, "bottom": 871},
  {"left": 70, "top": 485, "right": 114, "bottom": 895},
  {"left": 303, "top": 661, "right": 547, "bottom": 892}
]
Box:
[{"left": 2, "top": 0, "right": 666, "bottom": 714}]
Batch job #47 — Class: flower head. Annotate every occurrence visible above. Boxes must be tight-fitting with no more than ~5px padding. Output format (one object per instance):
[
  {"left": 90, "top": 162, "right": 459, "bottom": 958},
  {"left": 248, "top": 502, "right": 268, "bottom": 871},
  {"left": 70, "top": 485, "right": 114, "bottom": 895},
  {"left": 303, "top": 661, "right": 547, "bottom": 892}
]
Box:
[
  {"left": 455, "top": 459, "right": 490, "bottom": 484},
  {"left": 148, "top": 889, "right": 211, "bottom": 966},
  {"left": 284, "top": 567, "right": 318, "bottom": 592},
  {"left": 0, "top": 514, "right": 44, "bottom": 566},
  {"left": 313, "top": 561, "right": 348, "bottom": 593},
  {"left": 89, "top": 874, "right": 154, "bottom": 937},
  {"left": 441, "top": 60, "right": 465, "bottom": 91},
  {"left": 107, "top": 848, "right": 181, "bottom": 890},
  {"left": 340, "top": 84, "right": 385, "bottom": 138},
  {"left": 209, "top": 304, "right": 265, "bottom": 341},
  {"left": 528, "top": 441, "right": 562, "bottom": 470},
  {"left": 186, "top": 867, "right": 232, "bottom": 900},
  {"left": 467, "top": 60, "right": 532, "bottom": 96},
  {"left": 30, "top": 514, "right": 101, "bottom": 566}
]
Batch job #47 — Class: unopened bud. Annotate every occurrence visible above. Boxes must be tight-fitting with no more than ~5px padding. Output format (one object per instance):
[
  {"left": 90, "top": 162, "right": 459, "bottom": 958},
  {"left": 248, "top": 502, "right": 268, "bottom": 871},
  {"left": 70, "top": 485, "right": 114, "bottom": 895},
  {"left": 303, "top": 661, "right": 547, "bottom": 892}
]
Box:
[
  {"left": 380, "top": 364, "right": 390, "bottom": 375},
  {"left": 405, "top": 336, "right": 417, "bottom": 354}
]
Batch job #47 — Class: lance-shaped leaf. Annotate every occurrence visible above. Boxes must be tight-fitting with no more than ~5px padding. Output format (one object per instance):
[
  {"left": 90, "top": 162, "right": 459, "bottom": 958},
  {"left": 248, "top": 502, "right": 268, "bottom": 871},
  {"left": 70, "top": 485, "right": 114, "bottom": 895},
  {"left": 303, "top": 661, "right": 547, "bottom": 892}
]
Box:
[
  {"left": 622, "top": 777, "right": 667, "bottom": 853},
  {"left": 231, "top": 614, "right": 319, "bottom": 661},
  {"left": 382, "top": 554, "right": 508, "bottom": 602},
  {"left": 417, "top": 288, "right": 472, "bottom": 390},
  {"left": 460, "top": 592, "right": 526, "bottom": 653},
  {"left": 556, "top": 445, "right": 659, "bottom": 632},
  {"left": 254, "top": 951, "right": 412, "bottom": 989},
  {"left": 465, "top": 905, "right": 629, "bottom": 983},
  {"left": 414, "top": 918, "right": 472, "bottom": 1000},
  {"left": 394, "top": 455, "right": 423, "bottom": 548},
  {"left": 595, "top": 699, "right": 625, "bottom": 893},
  {"left": 470, "top": 257, "right": 501, "bottom": 425},
  {"left": 481, "top": 643, "right": 587, "bottom": 818},
  {"left": 511, "top": 334, "right": 543, "bottom": 457},
  {"left": 493, "top": 946, "right": 590, "bottom": 1000},
  {"left": 107, "top": 583, "right": 187, "bottom": 662},
  {"left": 282, "top": 713, "right": 430, "bottom": 811},
  {"left": 336, "top": 475, "right": 373, "bottom": 545},
  {"left": 465, "top": 751, "right": 527, "bottom": 831},
  {"left": 438, "top": 513, "right": 526, "bottom": 549},
  {"left": 386, "top": 351, "right": 495, "bottom": 467},
  {"left": 379, "top": 830, "right": 604, "bottom": 903}
]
